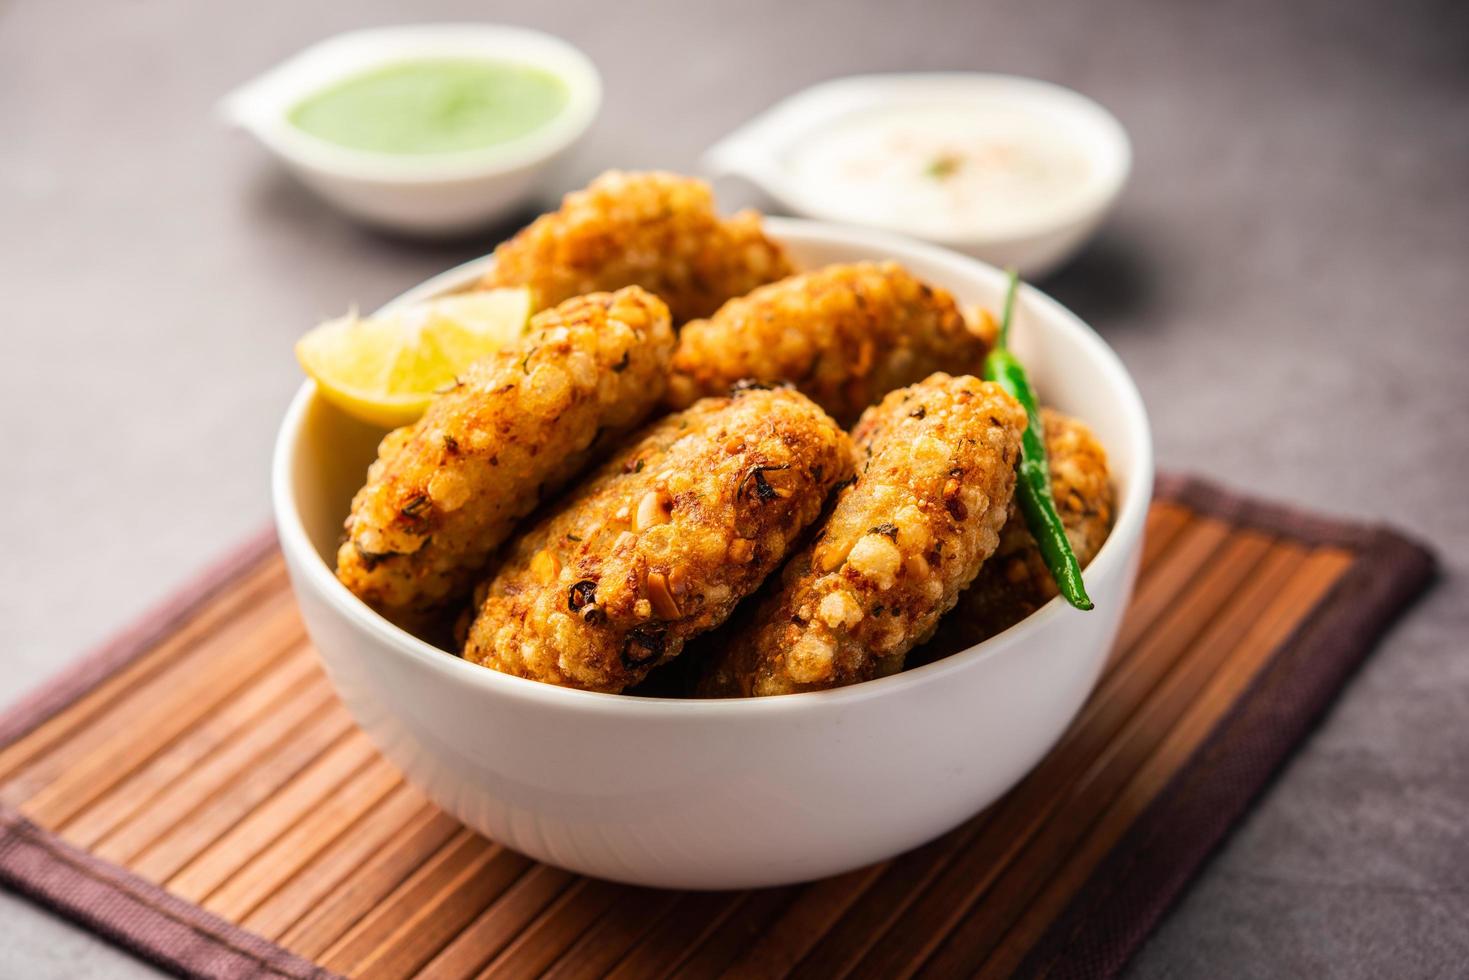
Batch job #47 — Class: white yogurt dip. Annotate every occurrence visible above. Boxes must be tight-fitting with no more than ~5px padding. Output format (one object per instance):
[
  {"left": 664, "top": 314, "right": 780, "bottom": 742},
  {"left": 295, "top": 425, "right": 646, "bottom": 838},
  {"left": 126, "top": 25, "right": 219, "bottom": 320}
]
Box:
[
  {"left": 784, "top": 102, "right": 1099, "bottom": 241},
  {"left": 704, "top": 74, "right": 1131, "bottom": 275}
]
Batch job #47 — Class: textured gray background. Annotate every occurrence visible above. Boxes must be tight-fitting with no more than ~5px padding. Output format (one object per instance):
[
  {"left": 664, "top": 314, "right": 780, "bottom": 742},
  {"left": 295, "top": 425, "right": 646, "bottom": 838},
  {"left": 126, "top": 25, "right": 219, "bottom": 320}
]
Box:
[{"left": 3, "top": 0, "right": 1467, "bottom": 976}]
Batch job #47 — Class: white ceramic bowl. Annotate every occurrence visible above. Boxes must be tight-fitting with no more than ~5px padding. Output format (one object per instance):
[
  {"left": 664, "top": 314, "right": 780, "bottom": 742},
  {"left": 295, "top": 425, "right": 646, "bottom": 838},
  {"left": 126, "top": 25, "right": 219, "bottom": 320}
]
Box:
[
  {"left": 272, "top": 219, "right": 1153, "bottom": 889},
  {"left": 222, "top": 25, "right": 601, "bottom": 236},
  {"left": 704, "top": 74, "right": 1132, "bottom": 279}
]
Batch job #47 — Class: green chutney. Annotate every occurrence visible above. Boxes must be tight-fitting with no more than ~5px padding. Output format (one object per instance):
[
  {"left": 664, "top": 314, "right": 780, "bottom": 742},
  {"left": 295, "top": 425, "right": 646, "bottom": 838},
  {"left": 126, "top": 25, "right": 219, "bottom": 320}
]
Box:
[{"left": 288, "top": 59, "right": 568, "bottom": 155}]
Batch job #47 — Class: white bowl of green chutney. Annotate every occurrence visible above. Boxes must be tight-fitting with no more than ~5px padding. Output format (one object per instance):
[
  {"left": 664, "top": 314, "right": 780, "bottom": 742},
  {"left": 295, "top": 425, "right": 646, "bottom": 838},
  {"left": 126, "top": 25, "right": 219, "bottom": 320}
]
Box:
[{"left": 223, "top": 24, "right": 601, "bottom": 236}]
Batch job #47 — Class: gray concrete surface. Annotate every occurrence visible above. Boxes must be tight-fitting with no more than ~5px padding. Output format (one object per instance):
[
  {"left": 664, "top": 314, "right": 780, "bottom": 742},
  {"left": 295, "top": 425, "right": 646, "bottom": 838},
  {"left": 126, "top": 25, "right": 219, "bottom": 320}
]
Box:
[{"left": 3, "top": 0, "right": 1466, "bottom": 976}]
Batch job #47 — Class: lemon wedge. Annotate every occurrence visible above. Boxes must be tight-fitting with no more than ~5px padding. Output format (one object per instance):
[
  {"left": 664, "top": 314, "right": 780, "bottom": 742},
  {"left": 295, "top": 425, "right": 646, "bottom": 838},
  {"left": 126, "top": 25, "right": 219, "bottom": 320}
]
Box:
[{"left": 296, "top": 288, "right": 533, "bottom": 427}]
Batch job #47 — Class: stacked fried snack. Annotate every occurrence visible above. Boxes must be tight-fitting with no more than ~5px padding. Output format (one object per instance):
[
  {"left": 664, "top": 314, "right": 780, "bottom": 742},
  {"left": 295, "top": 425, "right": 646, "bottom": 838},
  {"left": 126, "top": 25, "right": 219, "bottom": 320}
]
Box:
[
  {"left": 337, "top": 286, "right": 674, "bottom": 631},
  {"left": 336, "top": 171, "right": 1114, "bottom": 695},
  {"left": 697, "top": 374, "right": 1026, "bottom": 697},
  {"left": 916, "top": 409, "right": 1115, "bottom": 663},
  {"left": 464, "top": 385, "right": 852, "bottom": 692},
  {"left": 481, "top": 170, "right": 792, "bottom": 324},
  {"left": 668, "top": 262, "right": 988, "bottom": 426}
]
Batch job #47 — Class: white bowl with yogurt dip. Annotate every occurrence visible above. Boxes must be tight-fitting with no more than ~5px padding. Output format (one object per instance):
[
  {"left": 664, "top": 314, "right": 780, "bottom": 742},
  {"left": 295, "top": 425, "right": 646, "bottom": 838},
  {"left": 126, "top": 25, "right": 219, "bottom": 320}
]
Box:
[
  {"left": 222, "top": 24, "right": 601, "bottom": 236},
  {"left": 704, "top": 74, "right": 1131, "bottom": 278}
]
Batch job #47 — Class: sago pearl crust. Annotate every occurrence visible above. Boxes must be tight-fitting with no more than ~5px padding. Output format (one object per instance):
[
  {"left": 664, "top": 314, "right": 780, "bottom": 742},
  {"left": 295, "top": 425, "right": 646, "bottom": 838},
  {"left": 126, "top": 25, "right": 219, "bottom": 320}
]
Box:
[
  {"left": 919, "top": 408, "right": 1114, "bottom": 659},
  {"left": 699, "top": 373, "right": 1026, "bottom": 697},
  {"left": 337, "top": 286, "right": 674, "bottom": 629},
  {"left": 480, "top": 170, "right": 793, "bottom": 323},
  {"left": 667, "top": 261, "right": 988, "bottom": 426},
  {"left": 463, "top": 385, "right": 854, "bottom": 693}
]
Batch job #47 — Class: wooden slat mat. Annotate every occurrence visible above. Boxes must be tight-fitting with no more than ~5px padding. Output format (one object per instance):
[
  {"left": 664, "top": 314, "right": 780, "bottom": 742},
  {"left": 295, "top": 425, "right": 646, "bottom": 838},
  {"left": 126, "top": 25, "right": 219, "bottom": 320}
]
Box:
[{"left": 0, "top": 475, "right": 1436, "bottom": 980}]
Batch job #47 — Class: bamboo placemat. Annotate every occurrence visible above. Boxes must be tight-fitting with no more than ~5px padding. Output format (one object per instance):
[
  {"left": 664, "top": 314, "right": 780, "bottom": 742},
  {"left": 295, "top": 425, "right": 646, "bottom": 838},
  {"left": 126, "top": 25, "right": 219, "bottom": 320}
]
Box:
[{"left": 0, "top": 475, "right": 1435, "bottom": 980}]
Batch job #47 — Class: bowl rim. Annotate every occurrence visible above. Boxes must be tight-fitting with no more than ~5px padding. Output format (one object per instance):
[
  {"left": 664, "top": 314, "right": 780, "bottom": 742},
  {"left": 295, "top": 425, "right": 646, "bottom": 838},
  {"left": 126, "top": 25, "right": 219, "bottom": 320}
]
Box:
[
  {"left": 702, "top": 72, "right": 1133, "bottom": 249},
  {"left": 272, "top": 216, "right": 1153, "bottom": 718},
  {"left": 221, "top": 23, "right": 603, "bottom": 184}
]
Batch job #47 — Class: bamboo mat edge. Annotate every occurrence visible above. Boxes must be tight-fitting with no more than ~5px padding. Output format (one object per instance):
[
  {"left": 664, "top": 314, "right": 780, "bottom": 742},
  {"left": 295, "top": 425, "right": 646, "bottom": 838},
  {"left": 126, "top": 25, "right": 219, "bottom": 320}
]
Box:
[
  {"left": 0, "top": 475, "right": 1437, "bottom": 980},
  {"left": 0, "top": 527, "right": 332, "bottom": 980},
  {"left": 0, "top": 808, "right": 334, "bottom": 980},
  {"left": 1016, "top": 478, "right": 1437, "bottom": 979}
]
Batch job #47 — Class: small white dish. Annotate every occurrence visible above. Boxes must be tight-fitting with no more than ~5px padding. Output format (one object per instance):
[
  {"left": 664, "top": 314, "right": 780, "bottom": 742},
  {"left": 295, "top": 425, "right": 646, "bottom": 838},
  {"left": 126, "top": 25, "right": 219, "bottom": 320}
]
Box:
[
  {"left": 222, "top": 24, "right": 601, "bottom": 236},
  {"left": 273, "top": 219, "right": 1153, "bottom": 889},
  {"left": 704, "top": 74, "right": 1131, "bottom": 278}
]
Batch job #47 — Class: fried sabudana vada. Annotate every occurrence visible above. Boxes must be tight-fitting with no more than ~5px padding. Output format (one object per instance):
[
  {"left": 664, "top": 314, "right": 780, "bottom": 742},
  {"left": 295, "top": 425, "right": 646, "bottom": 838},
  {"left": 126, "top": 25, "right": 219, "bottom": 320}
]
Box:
[
  {"left": 698, "top": 373, "right": 1026, "bottom": 697},
  {"left": 667, "top": 262, "right": 987, "bottom": 426},
  {"left": 480, "top": 170, "right": 793, "bottom": 323},
  {"left": 920, "top": 409, "right": 1114, "bottom": 659},
  {"left": 337, "top": 286, "right": 674, "bottom": 629},
  {"left": 463, "top": 385, "right": 853, "bottom": 693}
]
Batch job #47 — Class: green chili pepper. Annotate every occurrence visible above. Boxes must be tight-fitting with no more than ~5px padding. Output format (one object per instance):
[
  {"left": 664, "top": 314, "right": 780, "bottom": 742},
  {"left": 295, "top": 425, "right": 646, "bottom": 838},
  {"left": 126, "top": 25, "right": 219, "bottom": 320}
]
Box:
[{"left": 982, "top": 269, "right": 1094, "bottom": 611}]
